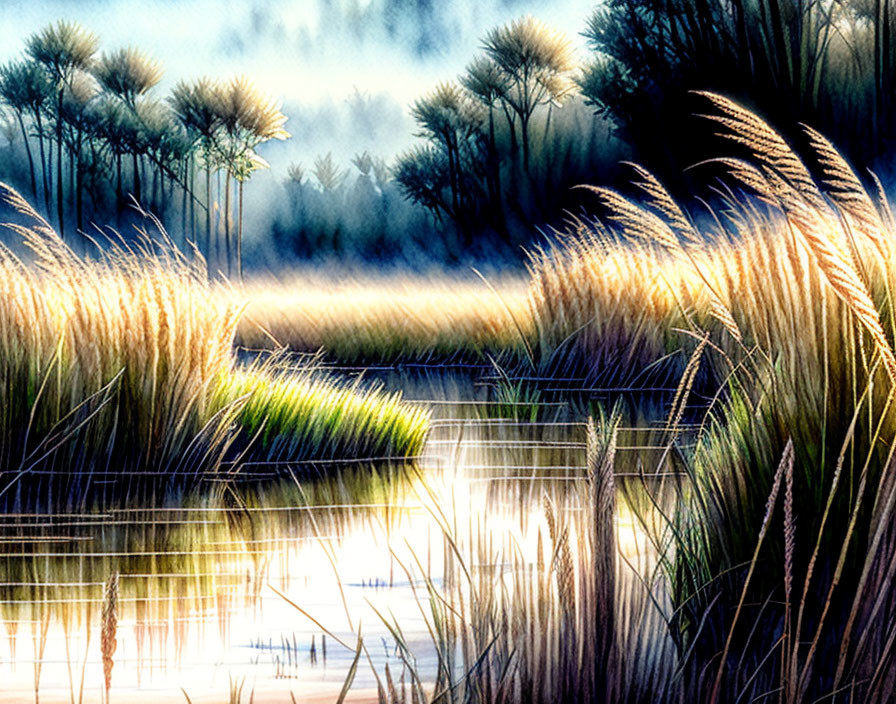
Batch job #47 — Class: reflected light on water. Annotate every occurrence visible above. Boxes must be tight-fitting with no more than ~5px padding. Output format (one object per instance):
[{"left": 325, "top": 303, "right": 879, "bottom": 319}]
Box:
[{"left": 0, "top": 382, "right": 671, "bottom": 703}]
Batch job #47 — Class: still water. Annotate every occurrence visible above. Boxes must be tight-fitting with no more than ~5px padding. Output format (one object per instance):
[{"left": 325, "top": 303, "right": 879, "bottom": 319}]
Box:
[{"left": 0, "top": 370, "right": 684, "bottom": 703}]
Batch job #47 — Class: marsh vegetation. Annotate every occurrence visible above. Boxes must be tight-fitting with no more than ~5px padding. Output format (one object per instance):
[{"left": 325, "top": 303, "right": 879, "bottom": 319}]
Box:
[{"left": 2, "top": 2, "right": 896, "bottom": 703}]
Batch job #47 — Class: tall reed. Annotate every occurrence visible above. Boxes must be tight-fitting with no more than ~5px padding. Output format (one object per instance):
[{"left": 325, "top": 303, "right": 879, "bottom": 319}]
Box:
[
  {"left": 362, "top": 93, "right": 896, "bottom": 703},
  {"left": 0, "top": 186, "right": 429, "bottom": 507},
  {"left": 526, "top": 92, "right": 896, "bottom": 702}
]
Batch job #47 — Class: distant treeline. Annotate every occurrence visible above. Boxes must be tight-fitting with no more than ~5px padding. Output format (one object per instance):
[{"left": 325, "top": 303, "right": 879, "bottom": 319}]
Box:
[
  {"left": 0, "top": 21, "right": 288, "bottom": 278},
  {"left": 4, "top": 3, "right": 896, "bottom": 268},
  {"left": 0, "top": 16, "right": 628, "bottom": 268},
  {"left": 269, "top": 152, "right": 447, "bottom": 264}
]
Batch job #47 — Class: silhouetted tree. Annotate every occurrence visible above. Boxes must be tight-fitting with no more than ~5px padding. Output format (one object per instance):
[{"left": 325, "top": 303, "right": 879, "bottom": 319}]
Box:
[
  {"left": 0, "top": 61, "right": 53, "bottom": 204},
  {"left": 93, "top": 47, "right": 163, "bottom": 208},
  {"left": 210, "top": 76, "right": 289, "bottom": 279},
  {"left": 394, "top": 144, "right": 453, "bottom": 222},
  {"left": 58, "top": 71, "right": 98, "bottom": 231},
  {"left": 170, "top": 78, "right": 223, "bottom": 268},
  {"left": 407, "top": 81, "right": 485, "bottom": 242},
  {"left": 26, "top": 20, "right": 99, "bottom": 239},
  {"left": 287, "top": 162, "right": 305, "bottom": 186},
  {"left": 482, "top": 16, "right": 576, "bottom": 175},
  {"left": 578, "top": 0, "right": 896, "bottom": 175},
  {"left": 461, "top": 56, "right": 509, "bottom": 231},
  {"left": 313, "top": 152, "right": 346, "bottom": 192}
]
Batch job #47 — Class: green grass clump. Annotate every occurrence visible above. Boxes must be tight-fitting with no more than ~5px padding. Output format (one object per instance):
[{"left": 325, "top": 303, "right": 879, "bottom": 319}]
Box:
[{"left": 213, "top": 367, "right": 430, "bottom": 463}]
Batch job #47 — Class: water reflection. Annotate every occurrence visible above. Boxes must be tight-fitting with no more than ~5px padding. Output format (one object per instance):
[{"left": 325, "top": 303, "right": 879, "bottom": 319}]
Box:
[{"left": 0, "top": 372, "right": 687, "bottom": 702}]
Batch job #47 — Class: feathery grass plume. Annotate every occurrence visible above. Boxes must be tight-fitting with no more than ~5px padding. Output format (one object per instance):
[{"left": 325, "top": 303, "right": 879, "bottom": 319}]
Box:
[
  {"left": 785, "top": 191, "right": 896, "bottom": 382},
  {"left": 869, "top": 170, "right": 896, "bottom": 234},
  {"left": 624, "top": 162, "right": 703, "bottom": 246},
  {"left": 621, "top": 162, "right": 743, "bottom": 341},
  {"left": 576, "top": 185, "right": 684, "bottom": 255},
  {"left": 665, "top": 332, "right": 710, "bottom": 436},
  {"left": 544, "top": 494, "right": 575, "bottom": 620},
  {"left": 707, "top": 296, "right": 742, "bottom": 343},
  {"left": 697, "top": 94, "right": 896, "bottom": 383},
  {"left": 101, "top": 571, "right": 118, "bottom": 703},
  {"left": 695, "top": 91, "right": 827, "bottom": 211},
  {"left": 802, "top": 125, "right": 891, "bottom": 262},
  {"left": 781, "top": 437, "right": 796, "bottom": 690},
  {"left": 709, "top": 439, "right": 792, "bottom": 703}
]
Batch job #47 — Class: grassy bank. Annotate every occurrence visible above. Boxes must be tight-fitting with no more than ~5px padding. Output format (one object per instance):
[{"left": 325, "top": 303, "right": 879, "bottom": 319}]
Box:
[
  {"left": 339, "top": 94, "right": 896, "bottom": 703},
  {"left": 234, "top": 273, "right": 532, "bottom": 364},
  {"left": 0, "top": 189, "right": 429, "bottom": 506}
]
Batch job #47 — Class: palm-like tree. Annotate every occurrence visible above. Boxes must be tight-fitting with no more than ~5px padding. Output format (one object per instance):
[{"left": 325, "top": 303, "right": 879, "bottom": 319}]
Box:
[
  {"left": 95, "top": 97, "right": 135, "bottom": 208},
  {"left": 412, "top": 82, "right": 469, "bottom": 221},
  {"left": 59, "top": 71, "right": 99, "bottom": 231},
  {"left": 461, "top": 56, "right": 510, "bottom": 230},
  {"left": 134, "top": 98, "right": 173, "bottom": 214},
  {"left": 169, "top": 78, "right": 224, "bottom": 269},
  {"left": 93, "top": 47, "right": 163, "bottom": 206},
  {"left": 0, "top": 61, "right": 53, "bottom": 205},
  {"left": 411, "top": 82, "right": 484, "bottom": 241},
  {"left": 393, "top": 144, "right": 452, "bottom": 222},
  {"left": 351, "top": 151, "right": 374, "bottom": 178},
  {"left": 287, "top": 162, "right": 305, "bottom": 185},
  {"left": 371, "top": 157, "right": 390, "bottom": 189},
  {"left": 93, "top": 47, "right": 162, "bottom": 108},
  {"left": 212, "top": 76, "right": 289, "bottom": 279},
  {"left": 482, "top": 16, "right": 575, "bottom": 174},
  {"left": 26, "top": 20, "right": 99, "bottom": 238}
]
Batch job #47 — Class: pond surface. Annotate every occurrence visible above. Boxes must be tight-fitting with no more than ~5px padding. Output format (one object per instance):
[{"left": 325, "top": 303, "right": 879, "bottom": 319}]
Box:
[{"left": 0, "top": 369, "right": 688, "bottom": 703}]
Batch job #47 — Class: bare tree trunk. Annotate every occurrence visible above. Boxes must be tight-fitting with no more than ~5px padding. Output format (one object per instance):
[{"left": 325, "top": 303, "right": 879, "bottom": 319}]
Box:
[
  {"left": 68, "top": 139, "right": 75, "bottom": 217},
  {"left": 152, "top": 164, "right": 159, "bottom": 213},
  {"left": 189, "top": 161, "right": 196, "bottom": 246},
  {"left": 486, "top": 106, "right": 508, "bottom": 241},
  {"left": 181, "top": 161, "right": 188, "bottom": 250},
  {"left": 116, "top": 153, "right": 122, "bottom": 214},
  {"left": 34, "top": 111, "right": 51, "bottom": 215},
  {"left": 205, "top": 167, "right": 212, "bottom": 276},
  {"left": 56, "top": 89, "right": 64, "bottom": 239},
  {"left": 159, "top": 169, "right": 166, "bottom": 229},
  {"left": 132, "top": 151, "right": 141, "bottom": 204},
  {"left": 75, "top": 131, "right": 83, "bottom": 234},
  {"left": 521, "top": 111, "right": 531, "bottom": 176},
  {"left": 15, "top": 113, "right": 37, "bottom": 201},
  {"left": 215, "top": 169, "right": 222, "bottom": 274},
  {"left": 224, "top": 170, "right": 232, "bottom": 278},
  {"left": 237, "top": 179, "right": 244, "bottom": 283}
]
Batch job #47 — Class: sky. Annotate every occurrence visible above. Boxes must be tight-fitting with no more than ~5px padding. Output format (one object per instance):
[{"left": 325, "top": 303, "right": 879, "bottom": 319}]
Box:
[{"left": 0, "top": 0, "right": 593, "bottom": 176}]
